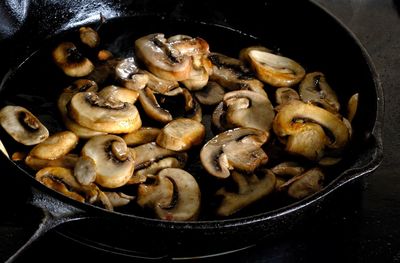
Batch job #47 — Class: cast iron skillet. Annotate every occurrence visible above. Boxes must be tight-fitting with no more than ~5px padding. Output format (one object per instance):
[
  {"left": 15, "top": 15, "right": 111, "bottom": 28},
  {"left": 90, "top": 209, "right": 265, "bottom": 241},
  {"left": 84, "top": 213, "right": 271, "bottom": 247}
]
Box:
[{"left": 0, "top": 0, "right": 383, "bottom": 261}]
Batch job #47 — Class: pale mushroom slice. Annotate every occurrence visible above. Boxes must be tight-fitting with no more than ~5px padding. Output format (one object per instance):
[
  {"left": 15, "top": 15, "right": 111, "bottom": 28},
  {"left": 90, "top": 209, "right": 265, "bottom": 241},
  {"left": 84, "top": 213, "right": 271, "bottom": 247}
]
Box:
[
  {"left": 208, "top": 52, "right": 265, "bottom": 92},
  {"left": 135, "top": 33, "right": 192, "bottom": 81},
  {"left": 347, "top": 93, "right": 359, "bottom": 123},
  {"left": 299, "top": 72, "right": 340, "bottom": 113},
  {"left": 122, "top": 127, "right": 161, "bottom": 147},
  {"left": 79, "top": 26, "right": 100, "bottom": 48},
  {"left": 74, "top": 155, "right": 97, "bottom": 185},
  {"left": 98, "top": 85, "right": 139, "bottom": 104},
  {"left": 104, "top": 192, "right": 135, "bottom": 208},
  {"left": 29, "top": 131, "right": 79, "bottom": 160},
  {"left": 129, "top": 142, "right": 188, "bottom": 184},
  {"left": 245, "top": 49, "right": 305, "bottom": 87},
  {"left": 137, "top": 168, "right": 201, "bottom": 221},
  {"left": 0, "top": 105, "right": 49, "bottom": 146},
  {"left": 82, "top": 135, "right": 134, "bottom": 188},
  {"left": 273, "top": 100, "right": 350, "bottom": 153},
  {"left": 52, "top": 42, "right": 94, "bottom": 77},
  {"left": 200, "top": 128, "right": 269, "bottom": 178},
  {"left": 275, "top": 87, "right": 300, "bottom": 105},
  {"left": 156, "top": 118, "right": 205, "bottom": 151},
  {"left": 271, "top": 162, "right": 305, "bottom": 190},
  {"left": 216, "top": 170, "right": 276, "bottom": 217},
  {"left": 279, "top": 168, "right": 325, "bottom": 199},
  {"left": 69, "top": 91, "right": 142, "bottom": 134},
  {"left": 25, "top": 154, "right": 79, "bottom": 171},
  {"left": 194, "top": 81, "right": 225, "bottom": 106},
  {"left": 114, "top": 57, "right": 149, "bottom": 90},
  {"left": 35, "top": 167, "right": 98, "bottom": 203},
  {"left": 223, "top": 90, "right": 275, "bottom": 132}
]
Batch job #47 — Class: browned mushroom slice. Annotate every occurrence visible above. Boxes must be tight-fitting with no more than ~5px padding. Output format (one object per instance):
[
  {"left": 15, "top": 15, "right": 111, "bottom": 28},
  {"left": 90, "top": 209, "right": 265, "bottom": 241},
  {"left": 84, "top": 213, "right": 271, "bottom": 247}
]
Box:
[
  {"left": 98, "top": 50, "right": 113, "bottom": 61},
  {"left": 208, "top": 52, "right": 265, "bottom": 91},
  {"left": 347, "top": 93, "right": 359, "bottom": 123},
  {"left": 79, "top": 26, "right": 100, "bottom": 48},
  {"left": 98, "top": 85, "right": 139, "bottom": 104},
  {"left": 223, "top": 90, "right": 275, "bottom": 132},
  {"left": 200, "top": 128, "right": 269, "bottom": 178},
  {"left": 25, "top": 154, "right": 79, "bottom": 170},
  {"left": 29, "top": 131, "right": 79, "bottom": 160},
  {"left": 115, "top": 57, "right": 149, "bottom": 90},
  {"left": 194, "top": 81, "right": 225, "bottom": 106},
  {"left": 239, "top": 46, "right": 271, "bottom": 64},
  {"left": 181, "top": 54, "right": 212, "bottom": 91},
  {"left": 275, "top": 87, "right": 300, "bottom": 105},
  {"left": 211, "top": 102, "right": 229, "bottom": 132},
  {"left": 299, "top": 72, "right": 340, "bottom": 112},
  {"left": 144, "top": 70, "right": 179, "bottom": 94},
  {"left": 52, "top": 42, "right": 94, "bottom": 77},
  {"left": 137, "top": 168, "right": 201, "bottom": 221},
  {"left": 123, "top": 127, "right": 161, "bottom": 147},
  {"left": 82, "top": 135, "right": 134, "bottom": 188},
  {"left": 273, "top": 100, "right": 350, "bottom": 153},
  {"left": 280, "top": 168, "right": 325, "bottom": 199},
  {"left": 271, "top": 162, "right": 305, "bottom": 190},
  {"left": 216, "top": 170, "right": 276, "bottom": 217},
  {"left": 35, "top": 167, "right": 98, "bottom": 203},
  {"left": 156, "top": 118, "right": 205, "bottom": 151},
  {"left": 69, "top": 91, "right": 142, "bottom": 134},
  {"left": 129, "top": 142, "right": 187, "bottom": 184},
  {"left": 245, "top": 48, "right": 305, "bottom": 87},
  {"left": 138, "top": 87, "right": 173, "bottom": 123},
  {"left": 135, "top": 33, "right": 192, "bottom": 81},
  {"left": 0, "top": 106, "right": 49, "bottom": 146},
  {"left": 167, "top": 35, "right": 210, "bottom": 56}
]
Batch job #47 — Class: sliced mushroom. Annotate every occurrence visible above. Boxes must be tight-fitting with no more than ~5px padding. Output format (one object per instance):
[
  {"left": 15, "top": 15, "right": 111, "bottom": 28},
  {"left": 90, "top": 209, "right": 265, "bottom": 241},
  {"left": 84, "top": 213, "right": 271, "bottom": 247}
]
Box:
[
  {"left": 211, "top": 102, "right": 228, "bottom": 132},
  {"left": 280, "top": 168, "right": 325, "bottom": 199},
  {"left": 35, "top": 167, "right": 98, "bottom": 203},
  {"left": 29, "top": 131, "right": 79, "bottom": 160},
  {"left": 275, "top": 87, "right": 300, "bottom": 105},
  {"left": 115, "top": 57, "right": 149, "bottom": 90},
  {"left": 0, "top": 106, "right": 49, "bottom": 146},
  {"left": 25, "top": 153, "right": 78, "bottom": 170},
  {"left": 271, "top": 162, "right": 305, "bottom": 178},
  {"left": 181, "top": 54, "right": 212, "bottom": 91},
  {"left": 79, "top": 26, "right": 100, "bottom": 48},
  {"left": 52, "top": 42, "right": 94, "bottom": 77},
  {"left": 209, "top": 52, "right": 264, "bottom": 91},
  {"left": 98, "top": 85, "right": 139, "bottom": 104},
  {"left": 74, "top": 155, "right": 97, "bottom": 185},
  {"left": 216, "top": 170, "right": 276, "bottom": 216},
  {"left": 156, "top": 118, "right": 205, "bottom": 151},
  {"left": 273, "top": 100, "right": 350, "bottom": 151},
  {"left": 104, "top": 192, "right": 135, "bottom": 207},
  {"left": 168, "top": 35, "right": 209, "bottom": 56},
  {"left": 144, "top": 70, "right": 179, "bottom": 94},
  {"left": 200, "top": 128, "right": 269, "bottom": 178},
  {"left": 347, "top": 93, "right": 359, "bottom": 123},
  {"left": 239, "top": 46, "right": 271, "bottom": 64},
  {"left": 137, "top": 168, "right": 201, "bottom": 221},
  {"left": 69, "top": 91, "right": 142, "bottom": 134},
  {"left": 98, "top": 49, "right": 113, "bottom": 61},
  {"left": 123, "top": 127, "right": 161, "bottom": 147},
  {"left": 135, "top": 33, "right": 192, "bottom": 81},
  {"left": 223, "top": 90, "right": 275, "bottom": 131},
  {"left": 299, "top": 72, "right": 340, "bottom": 112},
  {"left": 134, "top": 156, "right": 186, "bottom": 180},
  {"left": 245, "top": 49, "right": 305, "bottom": 87},
  {"left": 194, "top": 81, "right": 225, "bottom": 106},
  {"left": 81, "top": 135, "right": 134, "bottom": 188},
  {"left": 138, "top": 87, "right": 172, "bottom": 123}
]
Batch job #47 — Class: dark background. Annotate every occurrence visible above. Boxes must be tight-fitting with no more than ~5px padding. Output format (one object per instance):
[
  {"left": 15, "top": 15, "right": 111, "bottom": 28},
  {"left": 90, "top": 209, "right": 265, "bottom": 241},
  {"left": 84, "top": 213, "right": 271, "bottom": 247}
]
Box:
[{"left": 1, "top": 0, "right": 399, "bottom": 262}]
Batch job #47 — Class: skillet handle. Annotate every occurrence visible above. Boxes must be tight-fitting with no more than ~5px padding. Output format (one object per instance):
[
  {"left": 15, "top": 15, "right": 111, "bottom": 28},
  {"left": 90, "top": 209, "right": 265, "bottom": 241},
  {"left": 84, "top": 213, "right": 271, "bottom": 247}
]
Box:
[{"left": 5, "top": 188, "right": 90, "bottom": 263}]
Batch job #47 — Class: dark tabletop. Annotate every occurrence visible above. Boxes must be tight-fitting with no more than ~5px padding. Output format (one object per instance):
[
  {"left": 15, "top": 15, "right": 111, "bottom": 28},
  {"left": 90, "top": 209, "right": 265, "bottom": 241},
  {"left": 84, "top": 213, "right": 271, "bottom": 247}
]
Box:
[{"left": 1, "top": 0, "right": 400, "bottom": 262}]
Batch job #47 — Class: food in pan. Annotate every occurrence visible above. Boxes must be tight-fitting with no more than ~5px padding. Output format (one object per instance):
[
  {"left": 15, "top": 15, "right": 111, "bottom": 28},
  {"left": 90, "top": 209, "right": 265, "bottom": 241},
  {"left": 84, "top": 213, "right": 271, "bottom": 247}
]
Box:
[{"left": 0, "top": 25, "right": 358, "bottom": 221}]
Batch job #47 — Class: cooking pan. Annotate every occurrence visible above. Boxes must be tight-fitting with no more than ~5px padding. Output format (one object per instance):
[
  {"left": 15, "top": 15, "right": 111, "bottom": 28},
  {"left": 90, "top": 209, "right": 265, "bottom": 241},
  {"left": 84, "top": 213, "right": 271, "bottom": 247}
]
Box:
[{"left": 0, "top": 0, "right": 383, "bottom": 261}]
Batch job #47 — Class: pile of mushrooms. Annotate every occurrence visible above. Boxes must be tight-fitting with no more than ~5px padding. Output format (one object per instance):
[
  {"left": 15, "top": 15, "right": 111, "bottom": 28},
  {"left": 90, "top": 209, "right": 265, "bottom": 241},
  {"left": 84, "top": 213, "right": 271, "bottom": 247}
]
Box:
[{"left": 0, "top": 25, "right": 359, "bottom": 220}]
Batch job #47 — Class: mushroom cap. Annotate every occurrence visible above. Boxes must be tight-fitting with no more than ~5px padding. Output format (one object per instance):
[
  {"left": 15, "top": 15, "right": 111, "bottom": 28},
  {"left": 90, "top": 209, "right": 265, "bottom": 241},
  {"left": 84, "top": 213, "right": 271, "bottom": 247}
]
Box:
[
  {"left": 52, "top": 42, "right": 94, "bottom": 77},
  {"left": 0, "top": 105, "right": 49, "bottom": 146},
  {"left": 98, "top": 85, "right": 139, "bottom": 104},
  {"left": 69, "top": 91, "right": 142, "bottom": 134},
  {"left": 194, "top": 81, "right": 225, "bottom": 106},
  {"left": 115, "top": 57, "right": 149, "bottom": 90},
  {"left": 223, "top": 90, "right": 275, "bottom": 132},
  {"left": 247, "top": 49, "right": 305, "bottom": 87},
  {"left": 137, "top": 87, "right": 173, "bottom": 124},
  {"left": 156, "top": 118, "right": 205, "bottom": 151},
  {"left": 135, "top": 33, "right": 192, "bottom": 81},
  {"left": 82, "top": 135, "right": 134, "bottom": 188},
  {"left": 123, "top": 127, "right": 161, "bottom": 147},
  {"left": 137, "top": 168, "right": 201, "bottom": 221},
  {"left": 200, "top": 127, "right": 269, "bottom": 178},
  {"left": 29, "top": 131, "right": 79, "bottom": 160}
]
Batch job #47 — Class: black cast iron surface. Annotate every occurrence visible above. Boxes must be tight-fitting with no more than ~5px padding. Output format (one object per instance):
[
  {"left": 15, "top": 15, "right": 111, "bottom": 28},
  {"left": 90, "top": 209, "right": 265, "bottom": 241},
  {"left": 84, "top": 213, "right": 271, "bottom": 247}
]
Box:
[{"left": 0, "top": 0, "right": 398, "bottom": 262}]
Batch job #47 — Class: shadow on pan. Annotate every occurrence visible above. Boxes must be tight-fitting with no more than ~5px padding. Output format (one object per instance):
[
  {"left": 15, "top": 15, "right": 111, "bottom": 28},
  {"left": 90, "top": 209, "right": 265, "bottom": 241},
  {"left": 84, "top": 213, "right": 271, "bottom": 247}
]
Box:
[{"left": 0, "top": 0, "right": 383, "bottom": 261}]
